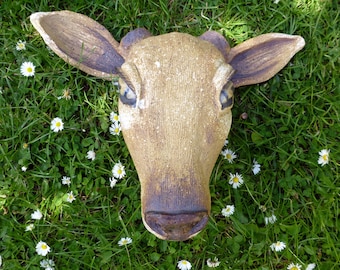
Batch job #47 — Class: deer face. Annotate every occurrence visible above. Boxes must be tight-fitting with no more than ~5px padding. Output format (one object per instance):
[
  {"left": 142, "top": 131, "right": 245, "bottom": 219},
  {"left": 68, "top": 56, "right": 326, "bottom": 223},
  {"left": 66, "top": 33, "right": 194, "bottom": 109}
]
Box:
[
  {"left": 30, "top": 10, "right": 305, "bottom": 241},
  {"left": 118, "top": 33, "right": 234, "bottom": 240}
]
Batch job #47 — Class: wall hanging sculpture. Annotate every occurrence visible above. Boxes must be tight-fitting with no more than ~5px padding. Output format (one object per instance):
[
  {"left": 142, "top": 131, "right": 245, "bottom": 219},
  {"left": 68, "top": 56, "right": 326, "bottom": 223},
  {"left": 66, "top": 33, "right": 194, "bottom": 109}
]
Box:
[{"left": 30, "top": 11, "right": 305, "bottom": 241}]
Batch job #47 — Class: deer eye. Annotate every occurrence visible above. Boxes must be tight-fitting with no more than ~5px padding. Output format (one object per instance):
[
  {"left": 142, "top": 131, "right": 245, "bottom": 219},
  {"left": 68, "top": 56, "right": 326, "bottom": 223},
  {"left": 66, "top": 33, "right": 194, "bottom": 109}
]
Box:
[
  {"left": 119, "top": 79, "right": 137, "bottom": 106},
  {"left": 220, "top": 81, "right": 234, "bottom": 110}
]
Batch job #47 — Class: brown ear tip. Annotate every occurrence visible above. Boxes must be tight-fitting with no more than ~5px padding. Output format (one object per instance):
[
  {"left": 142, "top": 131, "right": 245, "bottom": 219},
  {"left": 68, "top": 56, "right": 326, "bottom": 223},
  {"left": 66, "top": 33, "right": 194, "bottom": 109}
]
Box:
[
  {"left": 272, "top": 33, "right": 306, "bottom": 51},
  {"left": 229, "top": 33, "right": 306, "bottom": 88}
]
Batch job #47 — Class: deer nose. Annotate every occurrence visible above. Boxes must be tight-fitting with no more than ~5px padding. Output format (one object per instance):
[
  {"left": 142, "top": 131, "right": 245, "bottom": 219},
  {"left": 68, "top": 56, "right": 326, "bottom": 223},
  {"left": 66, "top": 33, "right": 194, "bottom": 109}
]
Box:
[{"left": 144, "top": 211, "right": 209, "bottom": 241}]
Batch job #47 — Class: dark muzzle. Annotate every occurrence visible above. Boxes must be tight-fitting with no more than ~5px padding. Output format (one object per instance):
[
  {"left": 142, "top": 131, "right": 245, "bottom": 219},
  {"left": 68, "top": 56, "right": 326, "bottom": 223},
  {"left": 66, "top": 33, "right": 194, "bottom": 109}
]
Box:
[{"left": 144, "top": 211, "right": 209, "bottom": 241}]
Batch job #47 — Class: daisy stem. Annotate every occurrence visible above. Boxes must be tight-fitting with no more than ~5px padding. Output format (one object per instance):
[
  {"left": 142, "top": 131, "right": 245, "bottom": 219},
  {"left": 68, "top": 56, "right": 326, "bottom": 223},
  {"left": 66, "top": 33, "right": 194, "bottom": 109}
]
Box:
[
  {"left": 244, "top": 183, "right": 261, "bottom": 207},
  {"left": 125, "top": 245, "right": 132, "bottom": 269},
  {"left": 287, "top": 248, "right": 304, "bottom": 265},
  {"left": 118, "top": 213, "right": 131, "bottom": 238}
]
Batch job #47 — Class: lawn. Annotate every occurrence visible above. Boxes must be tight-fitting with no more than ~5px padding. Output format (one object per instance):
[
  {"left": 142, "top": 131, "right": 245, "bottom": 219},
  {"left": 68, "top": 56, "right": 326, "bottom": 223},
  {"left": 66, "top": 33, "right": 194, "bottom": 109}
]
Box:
[{"left": 0, "top": 0, "right": 339, "bottom": 269}]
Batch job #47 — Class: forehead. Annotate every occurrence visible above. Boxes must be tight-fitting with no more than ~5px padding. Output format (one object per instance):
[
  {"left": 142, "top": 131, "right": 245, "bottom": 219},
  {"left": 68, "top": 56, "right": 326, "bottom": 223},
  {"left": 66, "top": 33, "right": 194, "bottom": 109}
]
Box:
[{"left": 126, "top": 32, "right": 226, "bottom": 75}]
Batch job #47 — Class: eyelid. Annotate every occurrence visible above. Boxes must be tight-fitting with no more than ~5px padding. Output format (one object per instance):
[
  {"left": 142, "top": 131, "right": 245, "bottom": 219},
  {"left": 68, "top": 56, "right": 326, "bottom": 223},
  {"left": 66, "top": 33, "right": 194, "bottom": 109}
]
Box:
[
  {"left": 117, "top": 68, "right": 138, "bottom": 107},
  {"left": 116, "top": 68, "right": 135, "bottom": 91},
  {"left": 220, "top": 81, "right": 234, "bottom": 110},
  {"left": 213, "top": 63, "right": 234, "bottom": 90}
]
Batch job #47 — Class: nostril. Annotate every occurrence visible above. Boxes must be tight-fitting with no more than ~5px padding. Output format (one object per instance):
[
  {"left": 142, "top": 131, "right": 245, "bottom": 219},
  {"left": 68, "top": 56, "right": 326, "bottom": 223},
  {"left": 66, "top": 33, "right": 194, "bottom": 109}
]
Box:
[{"left": 144, "top": 211, "right": 209, "bottom": 241}]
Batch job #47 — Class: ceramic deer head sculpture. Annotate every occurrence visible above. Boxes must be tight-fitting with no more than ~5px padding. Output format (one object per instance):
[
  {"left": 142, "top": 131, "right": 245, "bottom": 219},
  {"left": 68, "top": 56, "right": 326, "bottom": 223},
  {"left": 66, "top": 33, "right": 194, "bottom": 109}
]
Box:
[{"left": 30, "top": 11, "right": 305, "bottom": 241}]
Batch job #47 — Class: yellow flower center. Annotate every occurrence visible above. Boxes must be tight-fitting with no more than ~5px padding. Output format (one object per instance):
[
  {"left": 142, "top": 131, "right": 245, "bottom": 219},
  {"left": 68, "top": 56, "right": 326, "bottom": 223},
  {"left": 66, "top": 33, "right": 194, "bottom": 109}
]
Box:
[
  {"left": 291, "top": 267, "right": 298, "bottom": 270},
  {"left": 226, "top": 153, "right": 231, "bottom": 159},
  {"left": 115, "top": 128, "right": 119, "bottom": 133},
  {"left": 27, "top": 67, "right": 33, "bottom": 73},
  {"left": 182, "top": 261, "right": 188, "bottom": 265},
  {"left": 41, "top": 244, "right": 47, "bottom": 250},
  {"left": 56, "top": 122, "right": 61, "bottom": 127},
  {"left": 232, "top": 177, "right": 239, "bottom": 183},
  {"left": 322, "top": 154, "right": 328, "bottom": 161},
  {"left": 23, "top": 143, "right": 29, "bottom": 149}
]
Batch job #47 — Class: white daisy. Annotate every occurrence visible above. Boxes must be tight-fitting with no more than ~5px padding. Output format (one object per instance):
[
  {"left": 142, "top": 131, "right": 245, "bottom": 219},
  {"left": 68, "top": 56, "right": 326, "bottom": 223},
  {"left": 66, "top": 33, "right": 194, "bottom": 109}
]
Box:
[
  {"left": 61, "top": 176, "right": 71, "bottom": 186},
  {"left": 112, "top": 162, "right": 126, "bottom": 179},
  {"left": 318, "top": 149, "right": 330, "bottom": 166},
  {"left": 109, "top": 177, "right": 118, "bottom": 188},
  {"left": 207, "top": 257, "right": 220, "bottom": 267},
  {"left": 221, "top": 205, "right": 235, "bottom": 217},
  {"left": 21, "top": 166, "right": 27, "bottom": 172},
  {"left": 287, "top": 263, "right": 302, "bottom": 270},
  {"left": 264, "top": 214, "right": 277, "bottom": 225},
  {"left": 109, "top": 122, "right": 121, "bottom": 135},
  {"left": 25, "top": 224, "right": 35, "bottom": 231},
  {"left": 306, "top": 263, "right": 316, "bottom": 270},
  {"left": 31, "top": 209, "right": 43, "bottom": 220},
  {"left": 177, "top": 260, "right": 192, "bottom": 270},
  {"left": 86, "top": 150, "right": 96, "bottom": 161},
  {"left": 50, "top": 117, "right": 64, "bottom": 132},
  {"left": 109, "top": 112, "right": 120, "bottom": 123},
  {"left": 221, "top": 149, "right": 237, "bottom": 163},
  {"left": 270, "top": 241, "right": 286, "bottom": 252},
  {"left": 118, "top": 237, "right": 132, "bottom": 246},
  {"left": 252, "top": 159, "right": 261, "bottom": 175},
  {"left": 36, "top": 241, "right": 51, "bottom": 256},
  {"left": 66, "top": 191, "right": 76, "bottom": 203},
  {"left": 228, "top": 172, "right": 244, "bottom": 189},
  {"left": 20, "top": 61, "right": 35, "bottom": 77},
  {"left": 40, "top": 259, "right": 55, "bottom": 269},
  {"left": 16, "top": 40, "right": 26, "bottom": 51}
]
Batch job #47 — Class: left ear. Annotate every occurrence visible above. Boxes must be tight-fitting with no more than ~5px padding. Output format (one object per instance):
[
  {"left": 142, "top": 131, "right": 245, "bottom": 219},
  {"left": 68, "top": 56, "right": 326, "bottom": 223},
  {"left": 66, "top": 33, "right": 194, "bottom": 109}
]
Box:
[
  {"left": 30, "top": 11, "right": 125, "bottom": 79},
  {"left": 227, "top": 33, "right": 305, "bottom": 87}
]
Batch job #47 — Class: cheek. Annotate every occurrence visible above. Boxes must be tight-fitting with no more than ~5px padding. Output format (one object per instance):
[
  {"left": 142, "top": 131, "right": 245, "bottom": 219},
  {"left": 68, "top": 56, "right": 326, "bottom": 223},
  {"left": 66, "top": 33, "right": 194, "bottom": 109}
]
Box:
[
  {"left": 119, "top": 110, "right": 135, "bottom": 131},
  {"left": 198, "top": 111, "right": 232, "bottom": 171},
  {"left": 207, "top": 111, "right": 232, "bottom": 158},
  {"left": 119, "top": 103, "right": 143, "bottom": 161},
  {"left": 119, "top": 101, "right": 139, "bottom": 131},
  {"left": 224, "top": 112, "right": 233, "bottom": 138},
  {"left": 217, "top": 110, "right": 233, "bottom": 141}
]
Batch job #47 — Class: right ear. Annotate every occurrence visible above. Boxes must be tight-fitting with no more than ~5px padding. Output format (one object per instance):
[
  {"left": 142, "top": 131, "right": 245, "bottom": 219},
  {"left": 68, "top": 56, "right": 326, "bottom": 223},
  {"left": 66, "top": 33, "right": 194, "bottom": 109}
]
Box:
[
  {"left": 227, "top": 33, "right": 305, "bottom": 87},
  {"left": 30, "top": 11, "right": 126, "bottom": 79}
]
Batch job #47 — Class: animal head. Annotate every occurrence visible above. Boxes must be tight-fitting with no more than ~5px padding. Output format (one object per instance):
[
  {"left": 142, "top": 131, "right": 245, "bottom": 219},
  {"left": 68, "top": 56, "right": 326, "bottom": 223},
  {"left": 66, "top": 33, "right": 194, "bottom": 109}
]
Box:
[{"left": 30, "top": 10, "right": 305, "bottom": 241}]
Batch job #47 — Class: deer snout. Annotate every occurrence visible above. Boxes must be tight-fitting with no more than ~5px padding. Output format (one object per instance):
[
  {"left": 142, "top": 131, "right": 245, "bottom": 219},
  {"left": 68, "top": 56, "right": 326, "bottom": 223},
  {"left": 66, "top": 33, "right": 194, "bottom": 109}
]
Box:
[
  {"left": 144, "top": 211, "right": 209, "bottom": 241},
  {"left": 139, "top": 174, "right": 211, "bottom": 241}
]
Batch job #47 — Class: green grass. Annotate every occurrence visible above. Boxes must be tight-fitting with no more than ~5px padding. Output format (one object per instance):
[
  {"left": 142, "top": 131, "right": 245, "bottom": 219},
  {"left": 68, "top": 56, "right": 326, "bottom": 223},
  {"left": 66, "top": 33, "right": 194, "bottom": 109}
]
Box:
[{"left": 0, "top": 0, "right": 339, "bottom": 269}]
